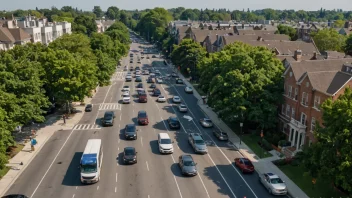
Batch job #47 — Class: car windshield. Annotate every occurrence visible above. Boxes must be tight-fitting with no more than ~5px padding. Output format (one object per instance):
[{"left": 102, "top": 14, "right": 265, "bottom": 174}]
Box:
[
  {"left": 243, "top": 159, "right": 252, "bottom": 166},
  {"left": 86, "top": 104, "right": 92, "bottom": 108},
  {"left": 125, "top": 149, "right": 135, "bottom": 155},
  {"left": 204, "top": 119, "right": 212, "bottom": 123},
  {"left": 180, "top": 105, "right": 186, "bottom": 108},
  {"left": 104, "top": 114, "right": 112, "bottom": 119},
  {"left": 139, "top": 113, "right": 147, "bottom": 118},
  {"left": 270, "top": 178, "right": 284, "bottom": 184},
  {"left": 195, "top": 140, "right": 205, "bottom": 145},
  {"left": 123, "top": 86, "right": 129, "bottom": 88},
  {"left": 160, "top": 139, "right": 172, "bottom": 144},
  {"left": 174, "top": 97, "right": 179, "bottom": 99},
  {"left": 126, "top": 125, "right": 136, "bottom": 132},
  {"left": 81, "top": 164, "right": 97, "bottom": 173},
  {"left": 183, "top": 160, "right": 196, "bottom": 166},
  {"left": 170, "top": 118, "right": 178, "bottom": 123}
]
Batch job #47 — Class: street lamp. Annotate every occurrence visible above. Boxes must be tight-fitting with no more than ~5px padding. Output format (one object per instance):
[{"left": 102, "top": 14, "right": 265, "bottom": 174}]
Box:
[{"left": 240, "top": 122, "right": 243, "bottom": 145}]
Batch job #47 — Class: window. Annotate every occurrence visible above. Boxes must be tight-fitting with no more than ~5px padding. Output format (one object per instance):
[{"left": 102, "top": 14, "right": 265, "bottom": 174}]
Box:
[
  {"left": 291, "top": 107, "right": 295, "bottom": 118},
  {"left": 301, "top": 113, "right": 306, "bottom": 125},
  {"left": 286, "top": 104, "right": 290, "bottom": 117},
  {"left": 301, "top": 92, "right": 308, "bottom": 106},
  {"left": 294, "top": 88, "right": 298, "bottom": 100},
  {"left": 281, "top": 104, "right": 285, "bottom": 114},
  {"left": 314, "top": 96, "right": 320, "bottom": 109},
  {"left": 288, "top": 86, "right": 292, "bottom": 98},
  {"left": 306, "top": 82, "right": 310, "bottom": 87},
  {"left": 311, "top": 117, "right": 316, "bottom": 132}
]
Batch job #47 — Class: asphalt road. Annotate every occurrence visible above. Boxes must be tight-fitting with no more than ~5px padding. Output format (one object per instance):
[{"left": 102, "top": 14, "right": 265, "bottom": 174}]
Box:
[{"left": 5, "top": 34, "right": 287, "bottom": 198}]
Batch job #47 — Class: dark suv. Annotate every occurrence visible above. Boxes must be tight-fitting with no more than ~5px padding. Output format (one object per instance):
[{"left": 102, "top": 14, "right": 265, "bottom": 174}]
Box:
[
  {"left": 153, "top": 88, "right": 161, "bottom": 96},
  {"left": 137, "top": 110, "right": 149, "bottom": 125},
  {"left": 125, "top": 124, "right": 137, "bottom": 140},
  {"left": 168, "top": 116, "right": 180, "bottom": 129},
  {"left": 123, "top": 147, "right": 137, "bottom": 164},
  {"left": 102, "top": 111, "right": 115, "bottom": 126}
]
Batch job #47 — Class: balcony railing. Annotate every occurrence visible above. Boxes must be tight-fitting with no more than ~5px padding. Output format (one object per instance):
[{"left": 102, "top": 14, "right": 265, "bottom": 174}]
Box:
[{"left": 290, "top": 118, "right": 307, "bottom": 129}]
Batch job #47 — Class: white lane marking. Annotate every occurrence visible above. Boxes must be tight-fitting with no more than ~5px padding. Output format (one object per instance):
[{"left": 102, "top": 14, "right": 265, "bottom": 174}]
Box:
[
  {"left": 173, "top": 176, "right": 183, "bottom": 198},
  {"left": 120, "top": 114, "right": 122, "bottom": 121},
  {"left": 97, "top": 186, "right": 99, "bottom": 190},
  {"left": 146, "top": 161, "right": 149, "bottom": 171},
  {"left": 171, "top": 154, "right": 176, "bottom": 163},
  {"left": 72, "top": 194, "right": 75, "bottom": 198},
  {"left": 197, "top": 173, "right": 211, "bottom": 198},
  {"left": 94, "top": 111, "right": 100, "bottom": 125},
  {"left": 118, "top": 139, "right": 120, "bottom": 144},
  {"left": 170, "top": 82, "right": 258, "bottom": 198},
  {"left": 177, "top": 145, "right": 180, "bottom": 150},
  {"left": 153, "top": 129, "right": 156, "bottom": 134},
  {"left": 118, "top": 147, "right": 119, "bottom": 151},
  {"left": 76, "top": 186, "right": 78, "bottom": 189},
  {"left": 116, "top": 173, "right": 118, "bottom": 182},
  {"left": 30, "top": 128, "right": 76, "bottom": 198},
  {"left": 148, "top": 195, "right": 150, "bottom": 198},
  {"left": 133, "top": 109, "right": 135, "bottom": 113},
  {"left": 103, "top": 83, "right": 114, "bottom": 103},
  {"left": 115, "top": 187, "right": 117, "bottom": 193},
  {"left": 140, "top": 137, "right": 143, "bottom": 147}
]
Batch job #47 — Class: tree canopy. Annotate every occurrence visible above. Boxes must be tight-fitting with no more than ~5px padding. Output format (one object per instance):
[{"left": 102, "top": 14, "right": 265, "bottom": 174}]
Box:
[
  {"left": 275, "top": 24, "right": 298, "bottom": 41},
  {"left": 312, "top": 28, "right": 346, "bottom": 52},
  {"left": 301, "top": 87, "right": 352, "bottom": 194},
  {"left": 344, "top": 34, "right": 352, "bottom": 56},
  {"left": 199, "top": 42, "right": 284, "bottom": 129}
]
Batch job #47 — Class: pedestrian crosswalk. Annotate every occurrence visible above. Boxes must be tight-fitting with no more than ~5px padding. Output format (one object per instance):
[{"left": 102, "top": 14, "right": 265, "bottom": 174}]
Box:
[
  {"left": 73, "top": 124, "right": 101, "bottom": 130},
  {"left": 110, "top": 72, "right": 127, "bottom": 81},
  {"left": 99, "top": 103, "right": 122, "bottom": 110}
]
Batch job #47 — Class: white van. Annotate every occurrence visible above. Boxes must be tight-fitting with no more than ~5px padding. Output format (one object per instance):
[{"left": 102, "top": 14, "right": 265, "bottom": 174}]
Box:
[{"left": 158, "top": 133, "right": 174, "bottom": 154}]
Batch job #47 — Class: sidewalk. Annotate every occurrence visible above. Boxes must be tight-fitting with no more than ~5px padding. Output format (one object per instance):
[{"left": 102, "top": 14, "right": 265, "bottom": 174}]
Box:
[
  {"left": 0, "top": 96, "right": 94, "bottom": 197},
  {"left": 173, "top": 66, "right": 308, "bottom": 198}
]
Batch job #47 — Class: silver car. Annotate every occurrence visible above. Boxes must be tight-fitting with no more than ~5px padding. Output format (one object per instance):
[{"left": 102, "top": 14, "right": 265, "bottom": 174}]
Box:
[
  {"left": 259, "top": 173, "right": 288, "bottom": 195},
  {"left": 178, "top": 155, "right": 197, "bottom": 176},
  {"left": 188, "top": 133, "right": 208, "bottom": 154},
  {"left": 200, "top": 118, "right": 213, "bottom": 128},
  {"left": 178, "top": 104, "right": 188, "bottom": 112},
  {"left": 172, "top": 96, "right": 181, "bottom": 103}
]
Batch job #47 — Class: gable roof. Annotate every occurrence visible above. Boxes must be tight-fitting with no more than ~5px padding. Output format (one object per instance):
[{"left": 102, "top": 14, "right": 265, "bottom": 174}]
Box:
[
  {"left": 324, "top": 51, "right": 346, "bottom": 59},
  {"left": 192, "top": 29, "right": 234, "bottom": 43},
  {"left": 287, "top": 59, "right": 352, "bottom": 81},
  {"left": 0, "top": 27, "right": 15, "bottom": 43},
  {"left": 7, "top": 28, "right": 31, "bottom": 42}
]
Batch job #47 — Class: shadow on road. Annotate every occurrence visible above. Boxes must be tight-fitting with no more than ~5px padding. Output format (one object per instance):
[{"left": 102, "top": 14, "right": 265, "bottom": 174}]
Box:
[
  {"left": 62, "top": 152, "right": 84, "bottom": 186},
  {"left": 152, "top": 120, "right": 167, "bottom": 131},
  {"left": 149, "top": 140, "right": 161, "bottom": 155},
  {"left": 170, "top": 163, "right": 183, "bottom": 178}
]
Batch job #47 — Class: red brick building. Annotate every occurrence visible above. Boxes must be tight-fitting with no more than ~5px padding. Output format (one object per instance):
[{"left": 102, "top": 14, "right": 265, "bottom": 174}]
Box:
[{"left": 279, "top": 56, "right": 352, "bottom": 156}]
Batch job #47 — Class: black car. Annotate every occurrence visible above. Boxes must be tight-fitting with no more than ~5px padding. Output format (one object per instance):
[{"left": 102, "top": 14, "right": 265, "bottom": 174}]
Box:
[
  {"left": 85, "top": 104, "right": 92, "bottom": 112},
  {"left": 153, "top": 88, "right": 161, "bottom": 96},
  {"left": 130, "top": 67, "right": 134, "bottom": 71},
  {"left": 130, "top": 60, "right": 133, "bottom": 63},
  {"left": 2, "top": 195, "right": 29, "bottom": 198},
  {"left": 150, "top": 84, "right": 156, "bottom": 89},
  {"left": 102, "top": 111, "right": 115, "bottom": 126},
  {"left": 152, "top": 55, "right": 157, "bottom": 58},
  {"left": 125, "top": 124, "right": 137, "bottom": 140},
  {"left": 176, "top": 78, "right": 184, "bottom": 84},
  {"left": 147, "top": 78, "right": 154, "bottom": 83},
  {"left": 123, "top": 147, "right": 137, "bottom": 164},
  {"left": 135, "top": 67, "right": 140, "bottom": 71},
  {"left": 136, "top": 83, "right": 143, "bottom": 88},
  {"left": 168, "top": 116, "right": 181, "bottom": 129}
]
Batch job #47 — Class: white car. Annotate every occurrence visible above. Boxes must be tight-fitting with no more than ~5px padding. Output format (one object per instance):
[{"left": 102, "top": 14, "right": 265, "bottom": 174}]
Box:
[
  {"left": 172, "top": 73, "right": 178, "bottom": 77},
  {"left": 200, "top": 118, "right": 213, "bottom": 128},
  {"left": 178, "top": 104, "right": 188, "bottom": 112},
  {"left": 122, "top": 86, "right": 130, "bottom": 91},
  {"left": 259, "top": 173, "right": 288, "bottom": 195},
  {"left": 145, "top": 71, "right": 150, "bottom": 75},
  {"left": 156, "top": 78, "right": 163, "bottom": 84},
  {"left": 122, "top": 96, "right": 131, "bottom": 104},
  {"left": 157, "top": 95, "right": 166, "bottom": 102},
  {"left": 135, "top": 74, "right": 141, "bottom": 78},
  {"left": 185, "top": 87, "right": 193, "bottom": 93},
  {"left": 172, "top": 96, "right": 181, "bottom": 103}
]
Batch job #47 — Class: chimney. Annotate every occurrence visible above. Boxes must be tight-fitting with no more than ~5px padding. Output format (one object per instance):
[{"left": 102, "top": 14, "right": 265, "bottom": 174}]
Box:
[
  {"left": 257, "top": 36, "right": 263, "bottom": 41},
  {"left": 294, "top": 49, "right": 302, "bottom": 61}
]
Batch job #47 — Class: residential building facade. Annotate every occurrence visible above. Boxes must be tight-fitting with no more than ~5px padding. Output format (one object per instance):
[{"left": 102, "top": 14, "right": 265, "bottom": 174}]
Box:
[{"left": 279, "top": 58, "right": 352, "bottom": 156}]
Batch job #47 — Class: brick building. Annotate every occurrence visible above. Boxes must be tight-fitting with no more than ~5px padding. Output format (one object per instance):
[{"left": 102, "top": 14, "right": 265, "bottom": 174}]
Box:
[{"left": 279, "top": 57, "right": 352, "bottom": 156}]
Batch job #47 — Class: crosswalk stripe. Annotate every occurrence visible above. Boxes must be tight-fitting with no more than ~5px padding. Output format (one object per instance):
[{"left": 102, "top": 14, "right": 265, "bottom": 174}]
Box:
[
  {"left": 73, "top": 124, "right": 102, "bottom": 130},
  {"left": 98, "top": 103, "right": 121, "bottom": 110}
]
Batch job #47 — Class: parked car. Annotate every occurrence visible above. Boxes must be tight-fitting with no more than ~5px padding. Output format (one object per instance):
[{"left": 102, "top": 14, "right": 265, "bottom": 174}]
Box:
[
  {"left": 178, "top": 155, "right": 197, "bottom": 176},
  {"left": 259, "top": 173, "right": 288, "bottom": 195},
  {"left": 213, "top": 128, "right": 228, "bottom": 141},
  {"left": 102, "top": 111, "right": 115, "bottom": 126},
  {"left": 172, "top": 96, "right": 181, "bottom": 103},
  {"left": 137, "top": 110, "right": 149, "bottom": 125},
  {"left": 123, "top": 147, "right": 137, "bottom": 164},
  {"left": 199, "top": 118, "right": 213, "bottom": 128},
  {"left": 150, "top": 84, "right": 156, "bottom": 89},
  {"left": 157, "top": 95, "right": 166, "bottom": 102},
  {"left": 168, "top": 116, "right": 180, "bottom": 129},
  {"left": 1, "top": 195, "right": 29, "bottom": 198},
  {"left": 136, "top": 83, "right": 143, "bottom": 88},
  {"left": 176, "top": 78, "right": 183, "bottom": 84},
  {"left": 184, "top": 87, "right": 193, "bottom": 93},
  {"left": 152, "top": 55, "right": 157, "bottom": 58},
  {"left": 178, "top": 104, "right": 188, "bottom": 112},
  {"left": 122, "top": 92, "right": 131, "bottom": 104},
  {"left": 135, "top": 77, "right": 142, "bottom": 82},
  {"left": 124, "top": 124, "right": 137, "bottom": 140},
  {"left": 172, "top": 73, "right": 178, "bottom": 77},
  {"left": 234, "top": 158, "right": 255, "bottom": 173},
  {"left": 85, "top": 104, "right": 92, "bottom": 112},
  {"left": 153, "top": 88, "right": 161, "bottom": 96},
  {"left": 156, "top": 78, "right": 163, "bottom": 84}
]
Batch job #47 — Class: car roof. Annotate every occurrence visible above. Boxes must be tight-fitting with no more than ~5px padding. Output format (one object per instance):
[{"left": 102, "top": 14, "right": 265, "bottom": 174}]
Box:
[
  {"left": 158, "top": 133, "right": 170, "bottom": 139},
  {"left": 181, "top": 155, "right": 194, "bottom": 161},
  {"left": 105, "top": 111, "right": 114, "bottom": 115},
  {"left": 174, "top": 96, "right": 179, "bottom": 98},
  {"left": 170, "top": 116, "right": 178, "bottom": 120},
  {"left": 138, "top": 110, "right": 147, "bottom": 114},
  {"left": 191, "top": 133, "right": 204, "bottom": 140},
  {"left": 86, "top": 104, "right": 92, "bottom": 107},
  {"left": 124, "top": 147, "right": 135, "bottom": 152},
  {"left": 266, "top": 173, "right": 279, "bottom": 178},
  {"left": 126, "top": 124, "right": 135, "bottom": 128}
]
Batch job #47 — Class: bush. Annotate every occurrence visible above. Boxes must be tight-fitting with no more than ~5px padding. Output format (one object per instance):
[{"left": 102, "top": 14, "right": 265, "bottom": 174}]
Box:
[
  {"left": 273, "top": 159, "right": 287, "bottom": 166},
  {"left": 262, "top": 139, "right": 273, "bottom": 151}
]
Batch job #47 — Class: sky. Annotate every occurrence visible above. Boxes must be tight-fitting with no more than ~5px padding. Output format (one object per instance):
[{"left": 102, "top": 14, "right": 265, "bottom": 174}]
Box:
[{"left": 2, "top": 0, "right": 352, "bottom": 11}]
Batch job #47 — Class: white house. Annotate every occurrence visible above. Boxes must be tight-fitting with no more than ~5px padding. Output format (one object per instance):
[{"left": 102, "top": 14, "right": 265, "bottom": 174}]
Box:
[
  {"left": 41, "top": 26, "right": 53, "bottom": 45},
  {"left": 57, "top": 22, "right": 72, "bottom": 34}
]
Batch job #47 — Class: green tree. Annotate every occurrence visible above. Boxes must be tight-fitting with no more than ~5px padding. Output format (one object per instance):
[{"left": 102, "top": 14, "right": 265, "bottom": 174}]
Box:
[
  {"left": 73, "top": 14, "right": 97, "bottom": 36},
  {"left": 171, "top": 39, "right": 206, "bottom": 78},
  {"left": 333, "top": 19, "right": 345, "bottom": 28},
  {"left": 93, "top": 6, "right": 104, "bottom": 18},
  {"left": 302, "top": 88, "right": 352, "bottom": 194},
  {"left": 344, "top": 34, "right": 352, "bottom": 55},
  {"left": 276, "top": 24, "right": 298, "bottom": 41},
  {"left": 312, "top": 28, "right": 346, "bottom": 52},
  {"left": 179, "top": 9, "right": 198, "bottom": 20},
  {"left": 199, "top": 42, "right": 284, "bottom": 129},
  {"left": 106, "top": 6, "right": 120, "bottom": 20},
  {"left": 93, "top": 50, "right": 116, "bottom": 86},
  {"left": 40, "top": 48, "right": 98, "bottom": 108}
]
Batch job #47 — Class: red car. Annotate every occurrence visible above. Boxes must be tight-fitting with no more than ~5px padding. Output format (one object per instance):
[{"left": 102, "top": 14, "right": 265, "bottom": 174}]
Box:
[
  {"left": 137, "top": 110, "right": 149, "bottom": 125},
  {"left": 234, "top": 158, "right": 254, "bottom": 173}
]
